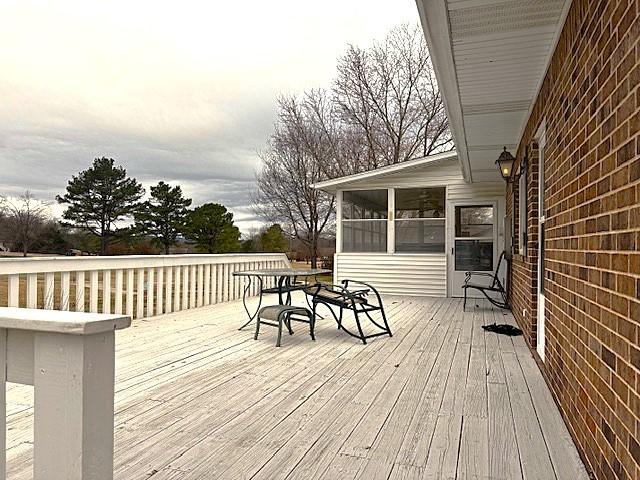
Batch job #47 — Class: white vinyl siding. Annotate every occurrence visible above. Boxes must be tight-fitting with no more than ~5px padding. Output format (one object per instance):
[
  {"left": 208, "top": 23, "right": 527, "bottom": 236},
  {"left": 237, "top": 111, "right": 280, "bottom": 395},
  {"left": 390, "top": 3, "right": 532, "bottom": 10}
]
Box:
[{"left": 334, "top": 253, "right": 446, "bottom": 297}]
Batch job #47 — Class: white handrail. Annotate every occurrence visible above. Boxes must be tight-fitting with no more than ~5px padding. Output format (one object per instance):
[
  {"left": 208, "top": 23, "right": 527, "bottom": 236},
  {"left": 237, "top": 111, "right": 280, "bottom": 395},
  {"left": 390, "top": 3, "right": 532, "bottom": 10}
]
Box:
[
  {"left": 0, "top": 307, "right": 131, "bottom": 479},
  {"left": 0, "top": 253, "right": 290, "bottom": 319}
]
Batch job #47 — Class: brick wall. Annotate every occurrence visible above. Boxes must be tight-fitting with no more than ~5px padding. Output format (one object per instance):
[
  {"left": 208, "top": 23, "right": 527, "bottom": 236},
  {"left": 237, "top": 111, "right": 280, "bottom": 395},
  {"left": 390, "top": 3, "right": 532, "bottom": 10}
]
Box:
[{"left": 506, "top": 0, "right": 640, "bottom": 478}]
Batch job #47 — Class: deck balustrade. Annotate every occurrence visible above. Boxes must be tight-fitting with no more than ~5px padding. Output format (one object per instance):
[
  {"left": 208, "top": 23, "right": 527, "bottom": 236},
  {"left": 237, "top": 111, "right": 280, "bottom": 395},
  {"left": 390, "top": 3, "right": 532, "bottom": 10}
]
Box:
[
  {"left": 0, "top": 253, "right": 290, "bottom": 319},
  {"left": 0, "top": 253, "right": 289, "bottom": 479}
]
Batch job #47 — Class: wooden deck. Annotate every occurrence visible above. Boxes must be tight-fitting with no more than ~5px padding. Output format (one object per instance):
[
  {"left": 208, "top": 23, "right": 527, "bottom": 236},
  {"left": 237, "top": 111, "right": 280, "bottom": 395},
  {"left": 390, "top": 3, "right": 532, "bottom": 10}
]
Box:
[{"left": 6, "top": 295, "right": 588, "bottom": 479}]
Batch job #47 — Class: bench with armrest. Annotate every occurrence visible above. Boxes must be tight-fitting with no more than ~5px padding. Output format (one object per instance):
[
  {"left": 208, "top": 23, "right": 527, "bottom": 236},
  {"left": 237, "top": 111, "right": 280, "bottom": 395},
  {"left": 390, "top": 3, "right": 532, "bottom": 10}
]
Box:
[
  {"left": 462, "top": 251, "right": 509, "bottom": 311},
  {"left": 305, "top": 279, "right": 392, "bottom": 344}
]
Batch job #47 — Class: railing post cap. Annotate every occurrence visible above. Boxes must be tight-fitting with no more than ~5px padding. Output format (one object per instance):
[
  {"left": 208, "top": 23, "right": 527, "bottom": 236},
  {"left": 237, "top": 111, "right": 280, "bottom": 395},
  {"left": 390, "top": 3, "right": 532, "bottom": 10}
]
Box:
[{"left": 0, "top": 307, "right": 131, "bottom": 335}]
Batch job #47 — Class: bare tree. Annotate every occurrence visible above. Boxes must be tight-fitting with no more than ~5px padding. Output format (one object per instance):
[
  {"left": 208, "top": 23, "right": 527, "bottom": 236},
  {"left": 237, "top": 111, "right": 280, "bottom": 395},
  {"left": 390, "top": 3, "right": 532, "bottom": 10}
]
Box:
[
  {"left": 254, "top": 95, "right": 335, "bottom": 268},
  {"left": 333, "top": 24, "right": 452, "bottom": 169},
  {"left": 3, "top": 191, "right": 50, "bottom": 256}
]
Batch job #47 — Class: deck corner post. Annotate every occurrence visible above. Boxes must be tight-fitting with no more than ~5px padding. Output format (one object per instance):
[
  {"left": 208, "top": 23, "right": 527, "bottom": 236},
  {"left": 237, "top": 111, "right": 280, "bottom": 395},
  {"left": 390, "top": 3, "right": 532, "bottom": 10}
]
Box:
[{"left": 33, "top": 330, "right": 116, "bottom": 480}]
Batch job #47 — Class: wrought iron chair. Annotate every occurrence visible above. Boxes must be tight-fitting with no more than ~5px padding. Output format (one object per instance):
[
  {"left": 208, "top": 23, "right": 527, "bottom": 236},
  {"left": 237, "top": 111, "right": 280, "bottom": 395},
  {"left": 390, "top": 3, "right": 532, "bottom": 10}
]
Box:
[
  {"left": 305, "top": 280, "right": 391, "bottom": 344},
  {"left": 462, "top": 251, "right": 508, "bottom": 310}
]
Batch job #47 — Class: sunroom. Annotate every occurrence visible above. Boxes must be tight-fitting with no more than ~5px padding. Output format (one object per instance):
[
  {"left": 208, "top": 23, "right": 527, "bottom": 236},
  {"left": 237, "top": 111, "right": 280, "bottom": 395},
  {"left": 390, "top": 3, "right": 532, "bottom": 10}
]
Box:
[{"left": 314, "top": 151, "right": 507, "bottom": 297}]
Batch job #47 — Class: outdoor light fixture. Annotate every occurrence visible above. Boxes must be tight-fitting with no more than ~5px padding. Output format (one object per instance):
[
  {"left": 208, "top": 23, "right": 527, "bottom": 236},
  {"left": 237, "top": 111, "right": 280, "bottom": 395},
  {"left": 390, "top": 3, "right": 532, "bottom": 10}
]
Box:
[{"left": 495, "top": 146, "right": 516, "bottom": 182}]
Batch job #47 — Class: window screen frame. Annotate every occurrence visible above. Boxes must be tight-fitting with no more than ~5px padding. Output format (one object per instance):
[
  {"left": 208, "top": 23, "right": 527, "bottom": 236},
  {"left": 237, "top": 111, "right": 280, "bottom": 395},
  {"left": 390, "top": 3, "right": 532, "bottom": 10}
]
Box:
[
  {"left": 393, "top": 187, "right": 446, "bottom": 253},
  {"left": 340, "top": 189, "right": 389, "bottom": 253}
]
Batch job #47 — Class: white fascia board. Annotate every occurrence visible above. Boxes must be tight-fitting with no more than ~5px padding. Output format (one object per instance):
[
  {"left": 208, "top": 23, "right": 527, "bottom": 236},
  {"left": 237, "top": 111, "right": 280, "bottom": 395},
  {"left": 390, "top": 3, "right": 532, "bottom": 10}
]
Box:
[
  {"left": 415, "top": 0, "right": 472, "bottom": 183},
  {"left": 313, "top": 150, "right": 458, "bottom": 193}
]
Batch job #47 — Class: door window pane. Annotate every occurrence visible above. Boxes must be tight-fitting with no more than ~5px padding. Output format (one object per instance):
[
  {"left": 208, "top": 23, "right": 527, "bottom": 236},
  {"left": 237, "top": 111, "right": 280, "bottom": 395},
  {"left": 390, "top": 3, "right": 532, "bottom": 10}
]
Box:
[
  {"left": 343, "top": 190, "right": 388, "bottom": 219},
  {"left": 342, "top": 220, "right": 387, "bottom": 252},
  {"left": 455, "top": 240, "right": 493, "bottom": 271},
  {"left": 395, "top": 188, "right": 445, "bottom": 219},
  {"left": 455, "top": 206, "right": 493, "bottom": 237}
]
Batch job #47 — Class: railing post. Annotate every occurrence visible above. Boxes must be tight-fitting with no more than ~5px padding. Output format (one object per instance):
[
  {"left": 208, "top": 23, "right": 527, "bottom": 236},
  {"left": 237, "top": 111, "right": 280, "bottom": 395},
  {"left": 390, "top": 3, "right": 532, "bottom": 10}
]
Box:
[
  {"left": 34, "top": 332, "right": 113, "bottom": 479},
  {"left": 0, "top": 307, "right": 130, "bottom": 480}
]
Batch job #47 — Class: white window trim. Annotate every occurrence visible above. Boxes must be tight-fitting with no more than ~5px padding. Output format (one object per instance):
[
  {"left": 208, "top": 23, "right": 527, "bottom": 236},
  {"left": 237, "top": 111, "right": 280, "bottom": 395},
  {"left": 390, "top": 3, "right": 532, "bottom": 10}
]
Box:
[
  {"left": 518, "top": 161, "right": 527, "bottom": 256},
  {"left": 336, "top": 190, "right": 343, "bottom": 254},
  {"left": 387, "top": 189, "right": 395, "bottom": 254}
]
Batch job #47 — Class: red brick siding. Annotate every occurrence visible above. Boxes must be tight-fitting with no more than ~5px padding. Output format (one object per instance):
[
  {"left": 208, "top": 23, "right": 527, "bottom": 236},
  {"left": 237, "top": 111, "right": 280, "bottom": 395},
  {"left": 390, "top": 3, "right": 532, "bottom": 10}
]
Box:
[{"left": 506, "top": 0, "right": 640, "bottom": 478}]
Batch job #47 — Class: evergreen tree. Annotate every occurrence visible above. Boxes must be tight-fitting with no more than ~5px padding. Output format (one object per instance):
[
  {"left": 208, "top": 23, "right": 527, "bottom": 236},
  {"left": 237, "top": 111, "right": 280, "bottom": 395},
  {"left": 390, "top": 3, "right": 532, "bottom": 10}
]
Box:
[
  {"left": 260, "top": 224, "right": 288, "bottom": 252},
  {"left": 57, "top": 157, "right": 144, "bottom": 254},
  {"left": 134, "top": 182, "right": 192, "bottom": 254},
  {"left": 184, "top": 203, "right": 240, "bottom": 253}
]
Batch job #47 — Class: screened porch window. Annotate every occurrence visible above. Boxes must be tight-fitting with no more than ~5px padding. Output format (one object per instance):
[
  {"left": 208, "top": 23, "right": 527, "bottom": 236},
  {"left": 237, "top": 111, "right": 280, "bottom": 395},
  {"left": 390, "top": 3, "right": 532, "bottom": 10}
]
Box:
[
  {"left": 395, "top": 188, "right": 445, "bottom": 253},
  {"left": 342, "top": 190, "right": 388, "bottom": 252}
]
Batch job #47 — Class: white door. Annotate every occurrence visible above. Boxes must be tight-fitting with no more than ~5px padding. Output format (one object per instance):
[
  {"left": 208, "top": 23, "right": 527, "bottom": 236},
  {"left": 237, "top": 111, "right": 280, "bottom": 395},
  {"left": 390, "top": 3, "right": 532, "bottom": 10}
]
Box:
[
  {"left": 537, "top": 133, "right": 546, "bottom": 360},
  {"left": 449, "top": 203, "right": 498, "bottom": 297}
]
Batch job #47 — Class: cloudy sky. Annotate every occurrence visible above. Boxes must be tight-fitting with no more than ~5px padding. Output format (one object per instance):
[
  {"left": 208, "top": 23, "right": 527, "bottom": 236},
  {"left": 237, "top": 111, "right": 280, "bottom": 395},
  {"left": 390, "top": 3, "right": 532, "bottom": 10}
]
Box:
[{"left": 0, "top": 0, "right": 419, "bottom": 232}]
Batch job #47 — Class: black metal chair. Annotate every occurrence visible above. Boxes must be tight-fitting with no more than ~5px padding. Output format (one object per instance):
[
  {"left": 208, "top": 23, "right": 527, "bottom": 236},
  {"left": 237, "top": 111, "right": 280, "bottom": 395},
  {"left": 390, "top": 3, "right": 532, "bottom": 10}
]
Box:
[
  {"left": 462, "top": 251, "right": 508, "bottom": 311},
  {"left": 305, "top": 280, "right": 391, "bottom": 344}
]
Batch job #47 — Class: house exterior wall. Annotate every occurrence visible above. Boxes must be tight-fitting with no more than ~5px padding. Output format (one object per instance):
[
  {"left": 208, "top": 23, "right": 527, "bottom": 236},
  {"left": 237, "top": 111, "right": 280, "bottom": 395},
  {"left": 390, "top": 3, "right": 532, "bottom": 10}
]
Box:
[
  {"left": 333, "top": 157, "right": 505, "bottom": 297},
  {"left": 334, "top": 253, "right": 447, "bottom": 296},
  {"left": 507, "top": 1, "right": 640, "bottom": 478}
]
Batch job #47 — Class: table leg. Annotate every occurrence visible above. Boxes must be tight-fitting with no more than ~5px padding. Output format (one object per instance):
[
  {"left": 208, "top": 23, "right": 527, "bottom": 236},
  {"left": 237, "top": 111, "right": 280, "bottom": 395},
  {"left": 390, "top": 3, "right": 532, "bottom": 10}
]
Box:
[
  {"left": 239, "top": 275, "right": 263, "bottom": 330},
  {"left": 277, "top": 276, "right": 286, "bottom": 305}
]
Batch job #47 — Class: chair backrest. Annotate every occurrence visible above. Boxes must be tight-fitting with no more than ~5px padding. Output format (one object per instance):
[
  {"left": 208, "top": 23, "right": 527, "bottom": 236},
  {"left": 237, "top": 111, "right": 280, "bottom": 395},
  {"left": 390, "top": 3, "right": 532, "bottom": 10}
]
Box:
[{"left": 491, "top": 251, "right": 506, "bottom": 288}]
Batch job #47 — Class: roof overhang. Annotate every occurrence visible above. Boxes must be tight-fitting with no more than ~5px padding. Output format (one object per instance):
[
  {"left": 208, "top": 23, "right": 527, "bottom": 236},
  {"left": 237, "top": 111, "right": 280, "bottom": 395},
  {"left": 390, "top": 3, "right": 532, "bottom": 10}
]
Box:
[
  {"left": 415, "top": 0, "right": 572, "bottom": 183},
  {"left": 313, "top": 150, "right": 458, "bottom": 193}
]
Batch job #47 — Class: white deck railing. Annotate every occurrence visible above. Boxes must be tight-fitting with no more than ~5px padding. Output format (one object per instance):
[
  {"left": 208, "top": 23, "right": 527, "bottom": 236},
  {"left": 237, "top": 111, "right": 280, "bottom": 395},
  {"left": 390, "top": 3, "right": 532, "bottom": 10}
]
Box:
[
  {"left": 0, "top": 253, "right": 290, "bottom": 319},
  {"left": 0, "top": 253, "right": 290, "bottom": 479},
  {"left": 0, "top": 307, "right": 131, "bottom": 479}
]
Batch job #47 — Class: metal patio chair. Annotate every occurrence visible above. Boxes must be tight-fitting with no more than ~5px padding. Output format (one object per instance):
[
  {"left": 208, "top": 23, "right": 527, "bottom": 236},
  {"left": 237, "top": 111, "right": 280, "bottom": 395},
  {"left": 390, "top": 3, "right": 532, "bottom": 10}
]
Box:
[
  {"left": 305, "top": 280, "right": 392, "bottom": 344},
  {"left": 462, "top": 251, "right": 509, "bottom": 310}
]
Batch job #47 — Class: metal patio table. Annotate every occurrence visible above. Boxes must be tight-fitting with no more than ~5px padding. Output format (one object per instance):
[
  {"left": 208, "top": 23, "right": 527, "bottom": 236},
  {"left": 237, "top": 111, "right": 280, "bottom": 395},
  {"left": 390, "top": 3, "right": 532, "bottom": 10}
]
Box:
[{"left": 232, "top": 268, "right": 330, "bottom": 330}]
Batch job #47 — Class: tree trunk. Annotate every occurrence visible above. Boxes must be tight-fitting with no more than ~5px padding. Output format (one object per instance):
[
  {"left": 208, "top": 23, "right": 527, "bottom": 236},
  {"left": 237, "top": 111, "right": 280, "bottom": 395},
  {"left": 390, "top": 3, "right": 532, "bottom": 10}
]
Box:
[
  {"left": 310, "top": 237, "right": 318, "bottom": 268},
  {"left": 100, "top": 236, "right": 107, "bottom": 256},
  {"left": 164, "top": 244, "right": 170, "bottom": 255}
]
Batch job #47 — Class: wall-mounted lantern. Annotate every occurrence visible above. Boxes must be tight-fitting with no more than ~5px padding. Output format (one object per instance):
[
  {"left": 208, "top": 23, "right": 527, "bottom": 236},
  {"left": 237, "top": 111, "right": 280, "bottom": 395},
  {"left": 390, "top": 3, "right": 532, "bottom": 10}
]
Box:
[{"left": 495, "top": 146, "right": 516, "bottom": 182}]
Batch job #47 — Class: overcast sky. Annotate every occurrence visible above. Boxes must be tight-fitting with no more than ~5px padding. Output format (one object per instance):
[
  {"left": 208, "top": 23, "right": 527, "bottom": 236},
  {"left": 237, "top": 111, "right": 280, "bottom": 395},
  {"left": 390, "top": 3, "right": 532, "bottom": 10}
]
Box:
[{"left": 0, "top": 0, "right": 419, "bottom": 233}]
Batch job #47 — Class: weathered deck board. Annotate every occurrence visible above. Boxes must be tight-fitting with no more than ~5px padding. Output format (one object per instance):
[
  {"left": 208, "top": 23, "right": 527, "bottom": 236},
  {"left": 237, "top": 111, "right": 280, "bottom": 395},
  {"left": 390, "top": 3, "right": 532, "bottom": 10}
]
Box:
[{"left": 5, "top": 294, "right": 589, "bottom": 479}]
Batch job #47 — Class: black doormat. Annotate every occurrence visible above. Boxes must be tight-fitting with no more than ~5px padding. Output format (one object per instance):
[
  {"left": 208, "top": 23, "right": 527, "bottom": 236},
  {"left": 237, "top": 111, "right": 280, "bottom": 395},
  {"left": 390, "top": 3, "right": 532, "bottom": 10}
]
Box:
[{"left": 482, "top": 323, "right": 523, "bottom": 336}]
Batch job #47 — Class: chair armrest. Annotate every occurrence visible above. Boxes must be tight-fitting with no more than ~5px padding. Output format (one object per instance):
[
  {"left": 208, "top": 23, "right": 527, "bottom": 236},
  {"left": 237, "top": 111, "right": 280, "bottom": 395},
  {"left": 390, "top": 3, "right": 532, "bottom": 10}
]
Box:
[{"left": 342, "top": 279, "right": 382, "bottom": 306}]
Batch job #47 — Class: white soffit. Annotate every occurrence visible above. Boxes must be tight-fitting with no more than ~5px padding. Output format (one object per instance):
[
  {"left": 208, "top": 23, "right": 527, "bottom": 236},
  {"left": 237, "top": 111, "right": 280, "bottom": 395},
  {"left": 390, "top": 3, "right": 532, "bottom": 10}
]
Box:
[{"left": 416, "top": 0, "right": 570, "bottom": 183}]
